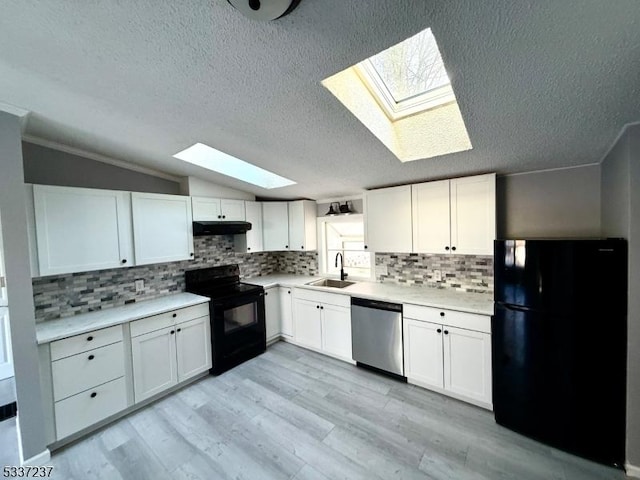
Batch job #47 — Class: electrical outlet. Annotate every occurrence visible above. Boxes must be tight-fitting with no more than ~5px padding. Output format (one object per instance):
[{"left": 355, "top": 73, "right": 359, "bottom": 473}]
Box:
[
  {"left": 433, "top": 270, "right": 442, "bottom": 282},
  {"left": 134, "top": 279, "right": 144, "bottom": 293}
]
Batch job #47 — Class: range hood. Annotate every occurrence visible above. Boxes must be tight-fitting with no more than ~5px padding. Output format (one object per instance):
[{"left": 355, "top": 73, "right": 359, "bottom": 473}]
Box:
[{"left": 193, "top": 221, "right": 252, "bottom": 236}]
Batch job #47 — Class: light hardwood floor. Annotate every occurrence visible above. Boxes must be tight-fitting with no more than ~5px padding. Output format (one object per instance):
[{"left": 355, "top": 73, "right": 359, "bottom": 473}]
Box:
[{"left": 2, "top": 342, "right": 629, "bottom": 479}]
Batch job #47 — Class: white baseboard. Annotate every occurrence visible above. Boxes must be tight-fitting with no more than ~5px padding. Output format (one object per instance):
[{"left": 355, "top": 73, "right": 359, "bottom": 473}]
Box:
[
  {"left": 21, "top": 449, "right": 51, "bottom": 466},
  {"left": 626, "top": 463, "right": 640, "bottom": 478},
  {"left": 16, "top": 414, "right": 51, "bottom": 466}
]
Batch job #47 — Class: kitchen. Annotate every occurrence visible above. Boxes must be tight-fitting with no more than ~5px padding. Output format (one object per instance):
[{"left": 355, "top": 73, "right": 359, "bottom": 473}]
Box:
[{"left": 1, "top": 1, "right": 639, "bottom": 479}]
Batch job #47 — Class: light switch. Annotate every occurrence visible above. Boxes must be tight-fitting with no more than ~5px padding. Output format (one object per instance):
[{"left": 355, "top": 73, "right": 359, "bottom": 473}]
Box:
[
  {"left": 433, "top": 270, "right": 442, "bottom": 282},
  {"left": 135, "top": 279, "right": 144, "bottom": 293}
]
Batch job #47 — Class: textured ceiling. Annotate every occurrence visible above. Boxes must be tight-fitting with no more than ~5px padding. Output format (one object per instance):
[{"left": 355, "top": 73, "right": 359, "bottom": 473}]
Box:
[{"left": 1, "top": 1, "right": 639, "bottom": 199}]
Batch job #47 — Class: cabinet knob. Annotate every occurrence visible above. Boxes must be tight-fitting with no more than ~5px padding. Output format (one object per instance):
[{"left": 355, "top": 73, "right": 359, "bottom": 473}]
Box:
[
  {"left": 87, "top": 336, "right": 94, "bottom": 341},
  {"left": 170, "top": 330, "right": 175, "bottom": 335},
  {"left": 445, "top": 246, "right": 450, "bottom": 251},
  {"left": 90, "top": 392, "right": 97, "bottom": 398},
  {"left": 247, "top": 247, "right": 251, "bottom": 251},
  {"left": 320, "top": 306, "right": 324, "bottom": 310},
  {"left": 444, "top": 330, "right": 449, "bottom": 335},
  {"left": 316, "top": 305, "right": 320, "bottom": 309},
  {"left": 285, "top": 245, "right": 289, "bottom": 249},
  {"left": 88, "top": 354, "right": 95, "bottom": 360},
  {"left": 172, "top": 313, "right": 177, "bottom": 318},
  {"left": 177, "top": 328, "right": 181, "bottom": 332},
  {"left": 437, "top": 328, "right": 442, "bottom": 333},
  {"left": 440, "top": 312, "right": 445, "bottom": 317},
  {"left": 364, "top": 245, "right": 368, "bottom": 249},
  {"left": 217, "top": 215, "right": 221, "bottom": 219},
  {"left": 222, "top": 215, "right": 226, "bottom": 219},
  {"left": 190, "top": 253, "right": 194, "bottom": 257},
  {"left": 265, "top": 292, "right": 268, "bottom": 296},
  {"left": 451, "top": 246, "right": 457, "bottom": 252},
  {"left": 301, "top": 246, "right": 304, "bottom": 249},
  {"left": 121, "top": 259, "right": 127, "bottom": 264},
  {"left": 288, "top": 290, "right": 291, "bottom": 294}
]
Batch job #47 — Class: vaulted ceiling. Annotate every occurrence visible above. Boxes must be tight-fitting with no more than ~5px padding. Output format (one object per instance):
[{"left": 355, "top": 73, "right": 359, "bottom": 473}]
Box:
[{"left": 1, "top": 1, "right": 639, "bottom": 199}]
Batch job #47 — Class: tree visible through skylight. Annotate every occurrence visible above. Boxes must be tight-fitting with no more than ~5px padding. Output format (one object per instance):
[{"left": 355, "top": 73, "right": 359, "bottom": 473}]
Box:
[{"left": 368, "top": 28, "right": 450, "bottom": 103}]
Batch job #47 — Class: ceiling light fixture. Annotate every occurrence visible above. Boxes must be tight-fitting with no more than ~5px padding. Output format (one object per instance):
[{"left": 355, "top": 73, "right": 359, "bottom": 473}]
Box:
[{"left": 227, "top": 0, "right": 302, "bottom": 21}]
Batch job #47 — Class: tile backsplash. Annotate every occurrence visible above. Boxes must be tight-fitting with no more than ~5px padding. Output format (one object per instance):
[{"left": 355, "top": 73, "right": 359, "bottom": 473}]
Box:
[
  {"left": 32, "top": 236, "right": 283, "bottom": 322},
  {"left": 375, "top": 252, "right": 493, "bottom": 294},
  {"left": 274, "top": 251, "right": 318, "bottom": 276}
]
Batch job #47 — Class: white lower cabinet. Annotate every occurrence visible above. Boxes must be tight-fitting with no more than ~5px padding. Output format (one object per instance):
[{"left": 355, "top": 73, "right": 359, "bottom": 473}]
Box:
[
  {"left": 279, "top": 288, "right": 293, "bottom": 338},
  {"left": 131, "top": 313, "right": 211, "bottom": 403},
  {"left": 292, "top": 289, "right": 352, "bottom": 361},
  {"left": 403, "top": 304, "right": 492, "bottom": 409},
  {"left": 49, "top": 325, "right": 127, "bottom": 440},
  {"left": 265, "top": 287, "right": 281, "bottom": 342}
]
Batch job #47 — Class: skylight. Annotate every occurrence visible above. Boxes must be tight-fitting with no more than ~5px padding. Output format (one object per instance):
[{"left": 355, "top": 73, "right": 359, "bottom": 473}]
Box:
[
  {"left": 357, "top": 28, "right": 456, "bottom": 120},
  {"left": 173, "top": 143, "right": 296, "bottom": 189},
  {"left": 321, "top": 27, "right": 472, "bottom": 162}
]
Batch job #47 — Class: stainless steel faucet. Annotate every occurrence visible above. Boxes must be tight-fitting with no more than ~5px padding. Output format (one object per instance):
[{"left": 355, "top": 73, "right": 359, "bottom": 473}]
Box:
[{"left": 335, "top": 253, "right": 347, "bottom": 281}]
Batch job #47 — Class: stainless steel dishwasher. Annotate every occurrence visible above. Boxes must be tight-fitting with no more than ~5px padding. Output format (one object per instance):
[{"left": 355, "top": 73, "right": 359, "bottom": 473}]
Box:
[{"left": 351, "top": 297, "right": 404, "bottom": 377}]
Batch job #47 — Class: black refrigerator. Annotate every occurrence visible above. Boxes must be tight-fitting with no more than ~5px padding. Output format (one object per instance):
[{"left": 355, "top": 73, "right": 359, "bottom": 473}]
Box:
[{"left": 493, "top": 239, "right": 627, "bottom": 467}]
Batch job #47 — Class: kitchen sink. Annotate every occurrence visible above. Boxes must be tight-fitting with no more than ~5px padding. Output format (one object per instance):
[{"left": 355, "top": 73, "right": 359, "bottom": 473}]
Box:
[{"left": 308, "top": 278, "right": 355, "bottom": 289}]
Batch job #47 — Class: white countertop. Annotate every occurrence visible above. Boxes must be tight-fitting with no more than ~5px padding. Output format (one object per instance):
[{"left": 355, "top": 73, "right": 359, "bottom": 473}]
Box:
[
  {"left": 245, "top": 274, "right": 493, "bottom": 316},
  {"left": 36, "top": 293, "right": 210, "bottom": 345}
]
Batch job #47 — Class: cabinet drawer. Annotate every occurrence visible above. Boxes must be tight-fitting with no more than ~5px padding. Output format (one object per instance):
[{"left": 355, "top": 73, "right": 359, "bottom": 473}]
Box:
[
  {"left": 403, "top": 304, "right": 490, "bottom": 334},
  {"left": 54, "top": 376, "right": 127, "bottom": 440},
  {"left": 50, "top": 325, "right": 123, "bottom": 361},
  {"left": 52, "top": 342, "right": 125, "bottom": 401},
  {"left": 130, "top": 303, "right": 209, "bottom": 337},
  {"left": 293, "top": 288, "right": 350, "bottom": 308}
]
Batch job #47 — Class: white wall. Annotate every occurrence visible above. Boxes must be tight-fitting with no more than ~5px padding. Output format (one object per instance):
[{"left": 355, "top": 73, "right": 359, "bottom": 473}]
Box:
[
  {"left": 601, "top": 124, "right": 640, "bottom": 470},
  {"left": 497, "top": 165, "right": 601, "bottom": 238},
  {"left": 0, "top": 112, "right": 47, "bottom": 462},
  {"left": 180, "top": 176, "right": 255, "bottom": 200}
]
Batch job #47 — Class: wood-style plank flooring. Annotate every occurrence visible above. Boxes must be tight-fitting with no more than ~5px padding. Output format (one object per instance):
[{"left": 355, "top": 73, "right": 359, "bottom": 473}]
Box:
[{"left": 3, "top": 342, "right": 629, "bottom": 479}]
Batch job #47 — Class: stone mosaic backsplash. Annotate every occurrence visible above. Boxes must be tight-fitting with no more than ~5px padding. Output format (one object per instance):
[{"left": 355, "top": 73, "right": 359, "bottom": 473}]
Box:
[
  {"left": 275, "top": 251, "right": 319, "bottom": 276},
  {"left": 32, "top": 236, "right": 283, "bottom": 322},
  {"left": 375, "top": 253, "right": 493, "bottom": 294}
]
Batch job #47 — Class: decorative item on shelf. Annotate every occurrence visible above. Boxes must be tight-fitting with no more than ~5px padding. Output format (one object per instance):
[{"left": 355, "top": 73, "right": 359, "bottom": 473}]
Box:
[
  {"left": 339, "top": 201, "right": 353, "bottom": 215},
  {"left": 325, "top": 202, "right": 340, "bottom": 216}
]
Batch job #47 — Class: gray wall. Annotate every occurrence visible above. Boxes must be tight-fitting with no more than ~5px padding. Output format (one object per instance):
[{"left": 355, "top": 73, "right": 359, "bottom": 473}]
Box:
[
  {"left": 0, "top": 113, "right": 47, "bottom": 460},
  {"left": 497, "top": 165, "right": 601, "bottom": 238},
  {"left": 601, "top": 125, "right": 640, "bottom": 468},
  {"left": 22, "top": 142, "right": 180, "bottom": 194}
]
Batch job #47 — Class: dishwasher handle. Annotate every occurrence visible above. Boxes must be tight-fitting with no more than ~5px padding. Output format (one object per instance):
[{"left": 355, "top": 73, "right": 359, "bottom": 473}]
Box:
[{"left": 351, "top": 297, "right": 402, "bottom": 313}]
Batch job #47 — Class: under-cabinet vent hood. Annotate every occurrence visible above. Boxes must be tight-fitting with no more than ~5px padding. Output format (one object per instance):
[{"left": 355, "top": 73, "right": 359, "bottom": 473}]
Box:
[{"left": 193, "top": 221, "right": 252, "bottom": 236}]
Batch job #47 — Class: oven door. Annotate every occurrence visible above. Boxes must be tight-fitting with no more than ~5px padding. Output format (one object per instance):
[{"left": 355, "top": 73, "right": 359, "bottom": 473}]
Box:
[{"left": 210, "top": 291, "right": 265, "bottom": 372}]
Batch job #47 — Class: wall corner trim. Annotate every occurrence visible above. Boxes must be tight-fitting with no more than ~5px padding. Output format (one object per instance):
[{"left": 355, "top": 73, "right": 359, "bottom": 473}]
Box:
[
  {"left": 20, "top": 449, "right": 51, "bottom": 467},
  {"left": 626, "top": 463, "right": 640, "bottom": 478}
]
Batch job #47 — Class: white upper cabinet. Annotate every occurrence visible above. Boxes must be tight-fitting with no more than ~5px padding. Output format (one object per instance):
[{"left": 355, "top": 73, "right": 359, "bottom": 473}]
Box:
[
  {"left": 262, "top": 202, "right": 289, "bottom": 251},
  {"left": 132, "top": 193, "right": 194, "bottom": 265},
  {"left": 236, "top": 201, "right": 263, "bottom": 253},
  {"left": 288, "top": 200, "right": 317, "bottom": 251},
  {"left": 412, "top": 179, "right": 451, "bottom": 254},
  {"left": 364, "top": 185, "right": 412, "bottom": 253},
  {"left": 191, "top": 197, "right": 245, "bottom": 221},
  {"left": 33, "top": 185, "right": 133, "bottom": 276},
  {"left": 450, "top": 174, "right": 496, "bottom": 255},
  {"left": 412, "top": 173, "right": 495, "bottom": 255}
]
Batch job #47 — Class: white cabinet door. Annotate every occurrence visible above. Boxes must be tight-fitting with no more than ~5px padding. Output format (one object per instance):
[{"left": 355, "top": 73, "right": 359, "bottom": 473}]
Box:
[
  {"left": 244, "top": 201, "right": 263, "bottom": 253},
  {"left": 412, "top": 180, "right": 451, "bottom": 254},
  {"left": 293, "top": 298, "right": 322, "bottom": 350},
  {"left": 0, "top": 226, "right": 6, "bottom": 306},
  {"left": 176, "top": 317, "right": 212, "bottom": 381},
  {"left": 191, "top": 197, "right": 222, "bottom": 221},
  {"left": 131, "top": 326, "right": 178, "bottom": 402},
  {"left": 403, "top": 319, "right": 444, "bottom": 389},
  {"left": 279, "top": 287, "right": 293, "bottom": 337},
  {"left": 443, "top": 326, "right": 492, "bottom": 406},
  {"left": 321, "top": 304, "right": 352, "bottom": 360},
  {"left": 264, "top": 287, "right": 281, "bottom": 342},
  {"left": 33, "top": 185, "right": 133, "bottom": 275},
  {"left": 364, "top": 185, "right": 412, "bottom": 253},
  {"left": 288, "top": 200, "right": 317, "bottom": 252},
  {"left": 132, "top": 193, "right": 194, "bottom": 265},
  {"left": 450, "top": 174, "right": 496, "bottom": 255},
  {"left": 0, "top": 308, "right": 13, "bottom": 380},
  {"left": 262, "top": 202, "right": 289, "bottom": 251},
  {"left": 220, "top": 199, "right": 246, "bottom": 221}
]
